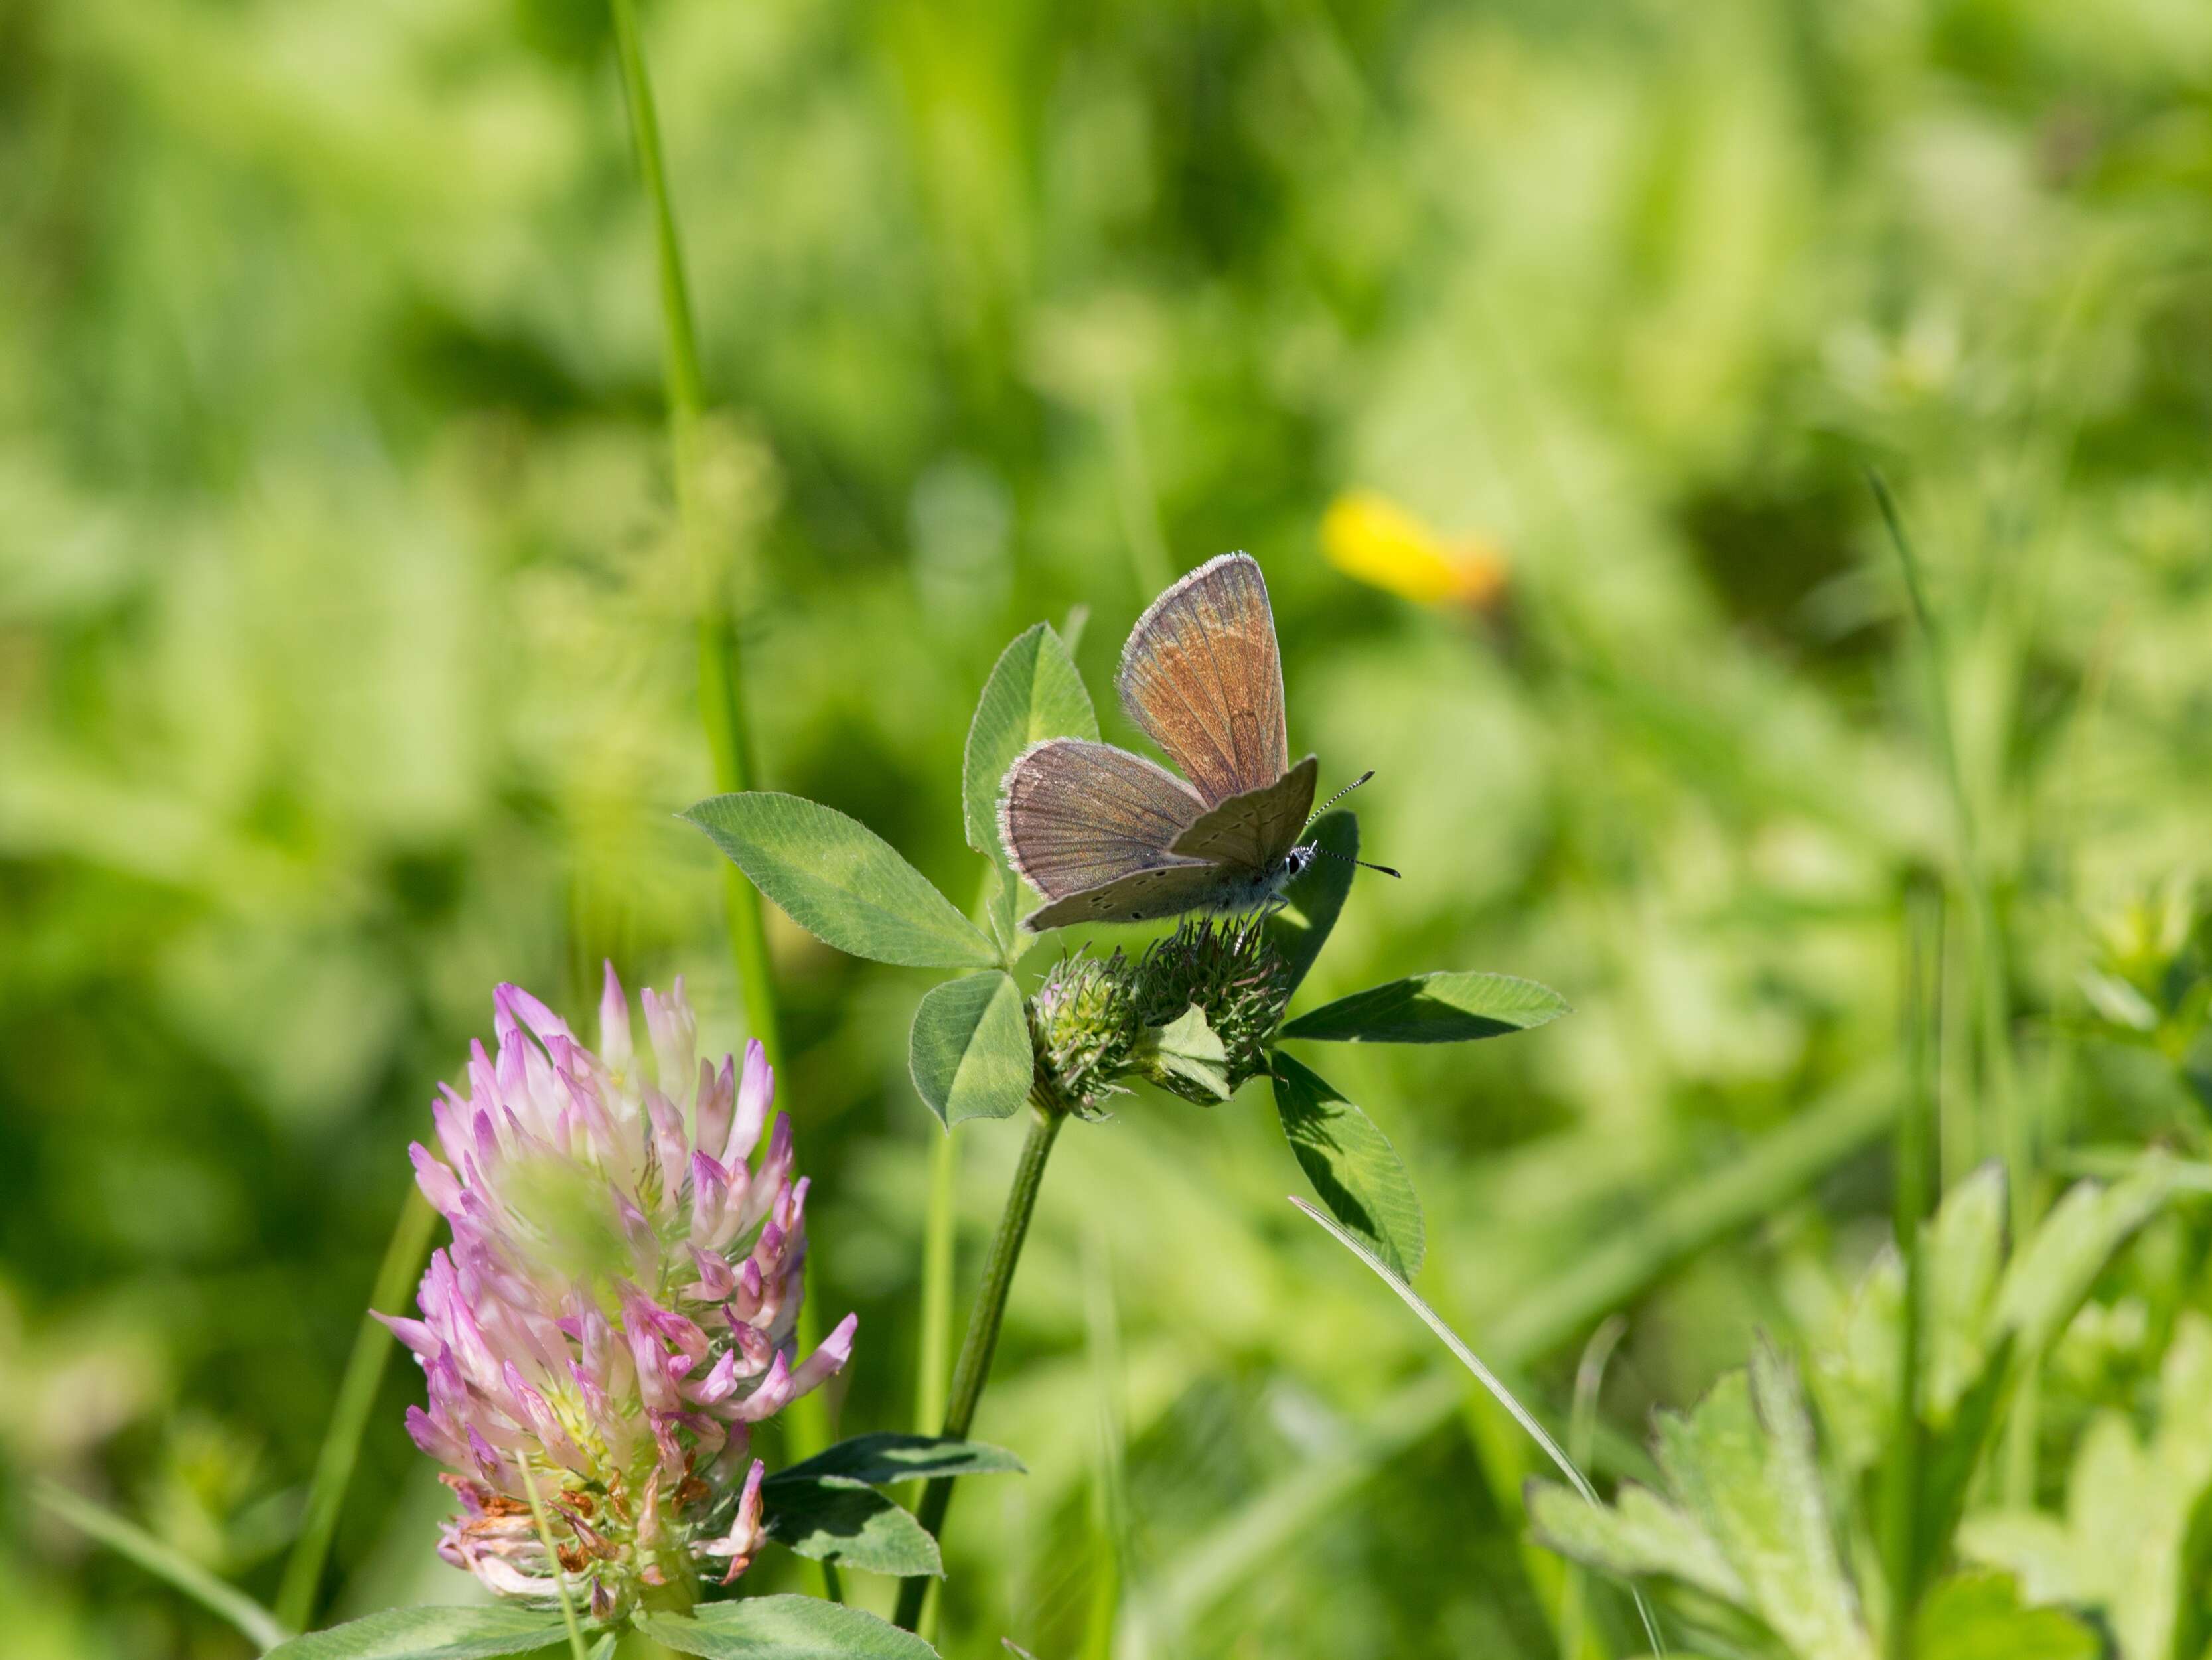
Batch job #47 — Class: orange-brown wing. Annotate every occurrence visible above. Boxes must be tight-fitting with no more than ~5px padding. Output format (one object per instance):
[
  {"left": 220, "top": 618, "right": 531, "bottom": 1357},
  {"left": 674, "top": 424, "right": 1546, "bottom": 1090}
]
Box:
[
  {"left": 1116, "top": 552, "right": 1288, "bottom": 808},
  {"left": 999, "top": 738, "right": 1207, "bottom": 900}
]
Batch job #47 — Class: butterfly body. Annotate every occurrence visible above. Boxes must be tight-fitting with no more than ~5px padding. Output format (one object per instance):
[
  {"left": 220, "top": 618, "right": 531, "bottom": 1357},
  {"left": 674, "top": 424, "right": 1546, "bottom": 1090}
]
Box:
[{"left": 999, "top": 554, "right": 1331, "bottom": 932}]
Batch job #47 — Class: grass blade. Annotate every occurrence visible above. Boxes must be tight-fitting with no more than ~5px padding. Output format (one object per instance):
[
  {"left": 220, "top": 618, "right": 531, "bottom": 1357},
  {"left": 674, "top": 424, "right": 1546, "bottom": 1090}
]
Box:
[
  {"left": 1868, "top": 470, "right": 2031, "bottom": 1500},
  {"left": 1880, "top": 882, "right": 1941, "bottom": 1656},
  {"left": 37, "top": 1478, "right": 291, "bottom": 1653},
  {"left": 1082, "top": 1227, "right": 1130, "bottom": 1660},
  {"left": 1290, "top": 1197, "right": 1665, "bottom": 1654},
  {"left": 275, "top": 1185, "right": 439, "bottom": 1629},
  {"left": 894, "top": 1108, "right": 1067, "bottom": 1631},
  {"left": 1142, "top": 1064, "right": 1895, "bottom": 1643},
  {"left": 916, "top": 1130, "right": 960, "bottom": 1436},
  {"left": 1558, "top": 1314, "right": 1628, "bottom": 1659},
  {"left": 514, "top": 1457, "right": 589, "bottom": 1660}
]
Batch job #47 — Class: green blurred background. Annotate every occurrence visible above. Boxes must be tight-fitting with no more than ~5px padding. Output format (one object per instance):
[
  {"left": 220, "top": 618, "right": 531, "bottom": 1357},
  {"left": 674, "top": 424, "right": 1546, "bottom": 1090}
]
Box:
[{"left": 7, "top": 0, "right": 2212, "bottom": 1653}]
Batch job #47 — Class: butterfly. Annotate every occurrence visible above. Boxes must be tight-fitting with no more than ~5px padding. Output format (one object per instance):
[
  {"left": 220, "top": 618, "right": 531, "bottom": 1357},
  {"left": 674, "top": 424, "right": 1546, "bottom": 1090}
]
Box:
[{"left": 997, "top": 552, "right": 1393, "bottom": 933}]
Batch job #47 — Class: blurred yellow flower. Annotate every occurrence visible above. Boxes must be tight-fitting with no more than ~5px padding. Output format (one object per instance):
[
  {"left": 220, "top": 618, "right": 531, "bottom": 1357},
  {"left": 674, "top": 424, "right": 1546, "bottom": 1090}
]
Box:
[{"left": 1321, "top": 490, "right": 1508, "bottom": 610}]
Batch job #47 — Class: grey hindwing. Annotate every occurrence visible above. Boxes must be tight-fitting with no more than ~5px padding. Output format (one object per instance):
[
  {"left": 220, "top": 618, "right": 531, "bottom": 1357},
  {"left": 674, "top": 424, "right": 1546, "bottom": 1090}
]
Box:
[
  {"left": 1168, "top": 756, "right": 1317, "bottom": 869},
  {"left": 997, "top": 737, "right": 1207, "bottom": 899},
  {"left": 1020, "top": 862, "right": 1242, "bottom": 931}
]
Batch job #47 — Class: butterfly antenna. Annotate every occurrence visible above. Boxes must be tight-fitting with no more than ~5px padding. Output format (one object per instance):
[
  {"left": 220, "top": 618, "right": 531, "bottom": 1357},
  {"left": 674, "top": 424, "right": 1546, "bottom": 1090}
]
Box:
[
  {"left": 1302, "top": 771, "right": 1399, "bottom": 877},
  {"left": 1306, "top": 769, "right": 1376, "bottom": 828},
  {"left": 1314, "top": 845, "right": 1402, "bottom": 879}
]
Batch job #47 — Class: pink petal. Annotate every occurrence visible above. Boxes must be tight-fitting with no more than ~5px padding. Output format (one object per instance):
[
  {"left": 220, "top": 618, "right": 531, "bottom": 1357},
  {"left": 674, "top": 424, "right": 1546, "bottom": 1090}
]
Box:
[
  {"left": 690, "top": 1152, "right": 731, "bottom": 1245},
  {"left": 408, "top": 1144, "right": 465, "bottom": 1217},
  {"left": 730, "top": 1323, "right": 773, "bottom": 1374},
  {"left": 374, "top": 1311, "right": 440, "bottom": 1360},
  {"left": 686, "top": 1347, "right": 743, "bottom": 1406},
  {"left": 696, "top": 1057, "right": 733, "bottom": 1172},
  {"left": 465, "top": 1427, "right": 508, "bottom": 1487},
  {"left": 644, "top": 1088, "right": 688, "bottom": 1197},
  {"left": 698, "top": 1459, "right": 766, "bottom": 1582},
  {"left": 597, "top": 962, "right": 633, "bottom": 1077},
  {"left": 404, "top": 1404, "right": 463, "bottom": 1462},
  {"left": 686, "top": 1243, "right": 737, "bottom": 1302},
  {"left": 790, "top": 1312, "right": 859, "bottom": 1396},
  {"left": 731, "top": 1352, "right": 792, "bottom": 1422},
  {"left": 642, "top": 981, "right": 696, "bottom": 1093},
  {"left": 725, "top": 1041, "right": 773, "bottom": 1166},
  {"left": 496, "top": 981, "right": 571, "bottom": 1046},
  {"left": 730, "top": 1259, "right": 765, "bottom": 1321},
  {"left": 465, "top": 1040, "right": 499, "bottom": 1110}
]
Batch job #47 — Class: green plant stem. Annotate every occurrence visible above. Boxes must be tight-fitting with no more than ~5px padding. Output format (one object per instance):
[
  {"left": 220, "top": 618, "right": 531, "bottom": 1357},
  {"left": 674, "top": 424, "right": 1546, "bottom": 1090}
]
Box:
[
  {"left": 699, "top": 613, "right": 784, "bottom": 1069},
  {"left": 37, "top": 1479, "right": 291, "bottom": 1652},
  {"left": 893, "top": 1102, "right": 1065, "bottom": 1631},
  {"left": 1881, "top": 883, "right": 1941, "bottom": 1659},
  {"left": 1080, "top": 1227, "right": 1130, "bottom": 1660},
  {"left": 1870, "top": 471, "right": 2033, "bottom": 1501},
  {"left": 1556, "top": 1314, "right": 1627, "bottom": 1660},
  {"left": 916, "top": 1129, "right": 959, "bottom": 1434},
  {"left": 274, "top": 1185, "right": 439, "bottom": 1631},
  {"left": 1981, "top": 881, "right": 2033, "bottom": 1504},
  {"left": 516, "top": 1457, "right": 592, "bottom": 1660},
  {"left": 606, "top": 0, "right": 836, "bottom": 1595},
  {"left": 1872, "top": 476, "right": 2019, "bottom": 1197},
  {"left": 1938, "top": 894, "right": 1976, "bottom": 1192},
  {"left": 607, "top": 0, "right": 702, "bottom": 443},
  {"left": 912, "top": 1126, "right": 959, "bottom": 1647}
]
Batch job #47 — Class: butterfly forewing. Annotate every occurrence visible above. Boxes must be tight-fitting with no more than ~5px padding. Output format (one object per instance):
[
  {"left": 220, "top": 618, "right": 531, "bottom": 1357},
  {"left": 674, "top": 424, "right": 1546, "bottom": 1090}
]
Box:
[
  {"left": 999, "top": 738, "right": 1207, "bottom": 899},
  {"left": 1021, "top": 862, "right": 1236, "bottom": 931},
  {"left": 1168, "top": 755, "right": 1318, "bottom": 869},
  {"left": 1116, "top": 553, "right": 1288, "bottom": 808}
]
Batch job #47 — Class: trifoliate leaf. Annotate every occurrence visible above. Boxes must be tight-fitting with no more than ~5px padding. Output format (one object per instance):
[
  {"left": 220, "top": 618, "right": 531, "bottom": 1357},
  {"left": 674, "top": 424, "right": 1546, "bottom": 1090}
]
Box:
[
  {"left": 260, "top": 1608, "right": 575, "bottom": 1660},
  {"left": 772, "top": 1433, "right": 1025, "bottom": 1487},
  {"left": 640, "top": 1596, "right": 940, "bottom": 1658},
  {"left": 1272, "top": 1052, "right": 1423, "bottom": 1277},
  {"left": 909, "top": 972, "right": 1033, "bottom": 1126},
  {"left": 976, "top": 860, "right": 1023, "bottom": 961},
  {"left": 684, "top": 793, "right": 997, "bottom": 969},
  {"left": 1266, "top": 811, "right": 1357, "bottom": 996},
  {"left": 963, "top": 623, "right": 1097, "bottom": 864},
  {"left": 759, "top": 1479, "right": 944, "bottom": 1577},
  {"left": 1280, "top": 971, "right": 1568, "bottom": 1044}
]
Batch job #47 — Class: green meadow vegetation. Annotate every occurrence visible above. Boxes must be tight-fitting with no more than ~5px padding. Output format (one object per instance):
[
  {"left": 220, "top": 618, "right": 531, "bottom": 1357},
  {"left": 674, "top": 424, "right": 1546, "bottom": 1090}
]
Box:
[{"left": 8, "top": 0, "right": 2212, "bottom": 1655}]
